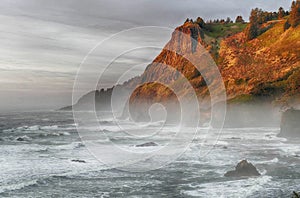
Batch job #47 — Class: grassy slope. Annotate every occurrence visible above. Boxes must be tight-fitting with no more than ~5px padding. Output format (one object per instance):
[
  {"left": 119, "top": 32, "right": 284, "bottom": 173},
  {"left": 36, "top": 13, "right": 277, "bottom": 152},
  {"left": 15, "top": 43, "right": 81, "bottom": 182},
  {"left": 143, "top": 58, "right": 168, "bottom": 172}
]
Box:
[
  {"left": 219, "top": 19, "right": 300, "bottom": 104},
  {"left": 202, "top": 22, "right": 247, "bottom": 61}
]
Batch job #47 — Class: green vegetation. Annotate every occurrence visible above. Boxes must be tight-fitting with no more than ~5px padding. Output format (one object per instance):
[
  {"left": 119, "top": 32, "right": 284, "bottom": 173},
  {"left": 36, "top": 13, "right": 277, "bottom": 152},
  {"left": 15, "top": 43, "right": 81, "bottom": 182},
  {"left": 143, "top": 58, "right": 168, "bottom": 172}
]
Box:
[
  {"left": 235, "top": 16, "right": 245, "bottom": 23},
  {"left": 228, "top": 94, "right": 254, "bottom": 104},
  {"left": 203, "top": 23, "right": 247, "bottom": 38}
]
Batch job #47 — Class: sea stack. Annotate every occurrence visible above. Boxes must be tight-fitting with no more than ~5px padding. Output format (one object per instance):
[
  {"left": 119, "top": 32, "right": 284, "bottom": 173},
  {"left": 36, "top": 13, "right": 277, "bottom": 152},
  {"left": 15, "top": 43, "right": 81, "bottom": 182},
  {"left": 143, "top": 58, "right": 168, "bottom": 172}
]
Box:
[
  {"left": 279, "top": 108, "right": 300, "bottom": 138},
  {"left": 224, "top": 160, "right": 261, "bottom": 177}
]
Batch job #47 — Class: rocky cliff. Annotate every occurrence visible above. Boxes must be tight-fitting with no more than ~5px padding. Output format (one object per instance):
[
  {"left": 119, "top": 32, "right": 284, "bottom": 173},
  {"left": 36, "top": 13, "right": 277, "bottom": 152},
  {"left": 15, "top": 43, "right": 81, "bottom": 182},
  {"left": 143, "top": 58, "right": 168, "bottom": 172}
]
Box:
[{"left": 64, "top": 17, "right": 300, "bottom": 126}]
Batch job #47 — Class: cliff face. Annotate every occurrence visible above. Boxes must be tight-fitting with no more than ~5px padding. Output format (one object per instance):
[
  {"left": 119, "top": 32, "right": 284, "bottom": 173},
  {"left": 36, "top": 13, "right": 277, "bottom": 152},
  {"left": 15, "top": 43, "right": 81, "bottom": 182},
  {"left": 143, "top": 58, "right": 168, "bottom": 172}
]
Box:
[
  {"left": 128, "top": 22, "right": 210, "bottom": 106},
  {"left": 129, "top": 19, "right": 300, "bottom": 108},
  {"left": 66, "top": 18, "right": 300, "bottom": 126}
]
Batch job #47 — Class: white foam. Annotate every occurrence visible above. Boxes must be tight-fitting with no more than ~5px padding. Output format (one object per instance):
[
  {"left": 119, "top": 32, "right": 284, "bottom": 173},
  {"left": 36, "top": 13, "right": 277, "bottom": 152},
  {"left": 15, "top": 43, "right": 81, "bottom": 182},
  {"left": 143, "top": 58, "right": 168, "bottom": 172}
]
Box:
[
  {"left": 182, "top": 176, "right": 272, "bottom": 198},
  {"left": 0, "top": 179, "right": 38, "bottom": 193},
  {"left": 41, "top": 125, "right": 59, "bottom": 130}
]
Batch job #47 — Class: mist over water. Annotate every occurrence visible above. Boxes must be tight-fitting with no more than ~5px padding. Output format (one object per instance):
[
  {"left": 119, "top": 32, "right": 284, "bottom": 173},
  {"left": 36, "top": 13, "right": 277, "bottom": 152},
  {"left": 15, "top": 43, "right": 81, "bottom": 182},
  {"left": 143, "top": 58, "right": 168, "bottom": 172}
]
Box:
[{"left": 0, "top": 0, "right": 299, "bottom": 197}]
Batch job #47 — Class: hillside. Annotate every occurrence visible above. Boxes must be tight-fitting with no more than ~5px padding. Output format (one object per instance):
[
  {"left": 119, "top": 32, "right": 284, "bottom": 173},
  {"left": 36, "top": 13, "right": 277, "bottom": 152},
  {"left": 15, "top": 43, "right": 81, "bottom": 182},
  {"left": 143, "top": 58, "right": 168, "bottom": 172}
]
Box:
[
  {"left": 128, "top": 18, "right": 300, "bottom": 108},
  {"left": 219, "top": 20, "right": 300, "bottom": 105}
]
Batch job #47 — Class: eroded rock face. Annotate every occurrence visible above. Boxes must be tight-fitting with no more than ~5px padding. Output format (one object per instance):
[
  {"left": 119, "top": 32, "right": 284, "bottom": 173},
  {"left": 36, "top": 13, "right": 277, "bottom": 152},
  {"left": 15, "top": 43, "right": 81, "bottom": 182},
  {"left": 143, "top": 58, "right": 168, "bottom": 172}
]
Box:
[
  {"left": 279, "top": 108, "right": 300, "bottom": 138},
  {"left": 224, "top": 160, "right": 260, "bottom": 177}
]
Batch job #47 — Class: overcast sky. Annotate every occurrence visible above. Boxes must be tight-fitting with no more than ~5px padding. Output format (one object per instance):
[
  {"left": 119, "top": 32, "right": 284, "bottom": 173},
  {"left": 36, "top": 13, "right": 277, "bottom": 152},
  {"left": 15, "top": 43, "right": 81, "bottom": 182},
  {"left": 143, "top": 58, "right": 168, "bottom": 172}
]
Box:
[{"left": 0, "top": 0, "right": 292, "bottom": 112}]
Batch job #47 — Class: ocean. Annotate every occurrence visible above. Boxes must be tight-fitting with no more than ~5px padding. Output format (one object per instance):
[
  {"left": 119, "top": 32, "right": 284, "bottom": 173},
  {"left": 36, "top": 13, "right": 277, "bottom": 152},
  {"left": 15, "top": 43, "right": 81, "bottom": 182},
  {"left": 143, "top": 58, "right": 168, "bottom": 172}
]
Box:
[{"left": 0, "top": 111, "right": 299, "bottom": 197}]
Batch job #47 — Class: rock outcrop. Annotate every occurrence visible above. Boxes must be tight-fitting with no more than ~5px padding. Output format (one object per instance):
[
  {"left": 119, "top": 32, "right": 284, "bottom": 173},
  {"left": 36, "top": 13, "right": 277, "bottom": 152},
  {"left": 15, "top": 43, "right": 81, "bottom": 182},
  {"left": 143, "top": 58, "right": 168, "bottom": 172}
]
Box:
[
  {"left": 224, "top": 160, "right": 260, "bottom": 177},
  {"left": 278, "top": 108, "right": 300, "bottom": 138}
]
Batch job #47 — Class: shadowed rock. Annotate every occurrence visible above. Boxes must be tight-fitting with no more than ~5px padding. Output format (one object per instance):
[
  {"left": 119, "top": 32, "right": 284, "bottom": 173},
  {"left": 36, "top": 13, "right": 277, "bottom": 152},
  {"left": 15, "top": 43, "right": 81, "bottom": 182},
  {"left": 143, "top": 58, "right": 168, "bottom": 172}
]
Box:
[
  {"left": 136, "top": 142, "right": 158, "bottom": 147},
  {"left": 16, "top": 137, "right": 25, "bottom": 141},
  {"left": 293, "top": 191, "right": 300, "bottom": 198},
  {"left": 71, "top": 159, "right": 86, "bottom": 163},
  {"left": 278, "top": 108, "right": 300, "bottom": 138},
  {"left": 224, "top": 160, "right": 260, "bottom": 177}
]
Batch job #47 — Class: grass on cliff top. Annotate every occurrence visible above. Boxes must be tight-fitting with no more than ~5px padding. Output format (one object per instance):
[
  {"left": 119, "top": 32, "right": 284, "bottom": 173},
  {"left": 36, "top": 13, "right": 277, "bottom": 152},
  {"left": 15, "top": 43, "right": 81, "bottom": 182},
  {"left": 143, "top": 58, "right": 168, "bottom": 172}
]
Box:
[
  {"left": 204, "top": 22, "right": 247, "bottom": 38},
  {"left": 257, "top": 20, "right": 300, "bottom": 48},
  {"left": 257, "top": 21, "right": 285, "bottom": 47}
]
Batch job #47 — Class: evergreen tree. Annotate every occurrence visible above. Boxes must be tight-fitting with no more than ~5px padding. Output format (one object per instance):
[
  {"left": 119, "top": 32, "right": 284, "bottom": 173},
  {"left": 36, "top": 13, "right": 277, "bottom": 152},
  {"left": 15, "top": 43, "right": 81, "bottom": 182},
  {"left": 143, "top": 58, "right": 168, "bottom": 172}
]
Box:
[
  {"left": 289, "top": 1, "right": 300, "bottom": 28},
  {"left": 196, "top": 17, "right": 206, "bottom": 28},
  {"left": 235, "top": 16, "right": 244, "bottom": 23},
  {"left": 278, "top": 7, "right": 285, "bottom": 19},
  {"left": 246, "top": 9, "right": 259, "bottom": 40},
  {"left": 284, "top": 20, "right": 291, "bottom": 31}
]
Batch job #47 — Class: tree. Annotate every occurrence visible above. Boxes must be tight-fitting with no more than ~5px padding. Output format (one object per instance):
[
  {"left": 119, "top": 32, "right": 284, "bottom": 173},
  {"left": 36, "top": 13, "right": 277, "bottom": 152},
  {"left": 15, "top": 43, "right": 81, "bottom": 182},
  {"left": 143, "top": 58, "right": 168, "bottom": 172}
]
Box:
[
  {"left": 284, "top": 20, "right": 291, "bottom": 31},
  {"left": 235, "top": 15, "right": 244, "bottom": 23},
  {"left": 246, "top": 23, "right": 259, "bottom": 40},
  {"left": 226, "top": 17, "right": 231, "bottom": 24},
  {"left": 289, "top": 1, "right": 300, "bottom": 28},
  {"left": 196, "top": 17, "right": 206, "bottom": 28},
  {"left": 278, "top": 7, "right": 285, "bottom": 19},
  {"left": 245, "top": 9, "right": 259, "bottom": 40}
]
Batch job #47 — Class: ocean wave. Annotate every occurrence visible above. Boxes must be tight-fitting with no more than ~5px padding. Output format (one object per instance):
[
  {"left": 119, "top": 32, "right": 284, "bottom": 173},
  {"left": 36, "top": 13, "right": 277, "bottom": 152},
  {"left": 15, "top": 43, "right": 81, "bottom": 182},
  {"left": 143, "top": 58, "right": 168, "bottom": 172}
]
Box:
[
  {"left": 256, "top": 157, "right": 279, "bottom": 165},
  {"left": 181, "top": 175, "right": 272, "bottom": 197},
  {"left": 38, "top": 131, "right": 71, "bottom": 137},
  {"left": 40, "top": 125, "right": 59, "bottom": 130},
  {"left": 55, "top": 142, "right": 85, "bottom": 150},
  {"left": 0, "top": 179, "right": 38, "bottom": 194}
]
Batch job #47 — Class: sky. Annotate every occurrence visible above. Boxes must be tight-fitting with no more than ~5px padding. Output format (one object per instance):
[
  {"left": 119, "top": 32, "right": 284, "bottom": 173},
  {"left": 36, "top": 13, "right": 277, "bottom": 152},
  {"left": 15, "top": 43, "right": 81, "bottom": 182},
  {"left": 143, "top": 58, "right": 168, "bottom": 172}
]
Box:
[{"left": 0, "top": 0, "right": 293, "bottom": 112}]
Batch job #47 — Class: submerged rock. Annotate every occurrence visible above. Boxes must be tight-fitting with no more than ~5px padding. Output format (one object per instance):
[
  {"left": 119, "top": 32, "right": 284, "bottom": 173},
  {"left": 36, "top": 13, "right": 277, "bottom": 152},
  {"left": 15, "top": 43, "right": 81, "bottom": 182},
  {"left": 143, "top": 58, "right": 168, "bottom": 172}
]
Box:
[
  {"left": 279, "top": 108, "right": 300, "bottom": 138},
  {"left": 16, "top": 136, "right": 31, "bottom": 142},
  {"left": 71, "top": 159, "right": 86, "bottom": 163},
  {"left": 16, "top": 137, "right": 25, "bottom": 141},
  {"left": 136, "top": 142, "right": 158, "bottom": 147},
  {"left": 224, "top": 160, "right": 260, "bottom": 177}
]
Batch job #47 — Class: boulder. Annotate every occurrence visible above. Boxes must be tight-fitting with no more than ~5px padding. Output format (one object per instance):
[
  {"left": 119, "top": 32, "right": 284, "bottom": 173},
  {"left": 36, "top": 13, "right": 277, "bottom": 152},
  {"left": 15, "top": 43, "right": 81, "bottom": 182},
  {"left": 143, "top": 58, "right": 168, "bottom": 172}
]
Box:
[
  {"left": 224, "top": 160, "right": 260, "bottom": 177},
  {"left": 136, "top": 142, "right": 158, "bottom": 147}
]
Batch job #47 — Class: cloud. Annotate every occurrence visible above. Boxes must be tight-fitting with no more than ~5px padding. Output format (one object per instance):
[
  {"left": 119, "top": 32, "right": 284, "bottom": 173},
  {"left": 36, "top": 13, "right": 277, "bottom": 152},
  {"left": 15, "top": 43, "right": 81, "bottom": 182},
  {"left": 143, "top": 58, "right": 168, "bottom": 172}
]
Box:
[{"left": 0, "top": 0, "right": 293, "bottom": 111}]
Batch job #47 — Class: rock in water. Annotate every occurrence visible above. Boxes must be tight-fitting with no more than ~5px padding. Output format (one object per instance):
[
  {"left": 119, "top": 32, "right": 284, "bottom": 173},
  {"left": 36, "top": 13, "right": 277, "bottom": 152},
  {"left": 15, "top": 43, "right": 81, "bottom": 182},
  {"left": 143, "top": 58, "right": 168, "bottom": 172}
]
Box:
[
  {"left": 224, "top": 160, "right": 260, "bottom": 177},
  {"left": 71, "top": 159, "right": 86, "bottom": 163},
  {"left": 279, "top": 108, "right": 300, "bottom": 138},
  {"left": 16, "top": 137, "right": 25, "bottom": 141},
  {"left": 136, "top": 142, "right": 158, "bottom": 147}
]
